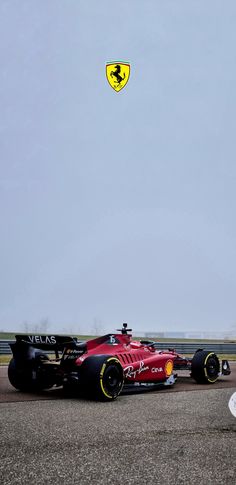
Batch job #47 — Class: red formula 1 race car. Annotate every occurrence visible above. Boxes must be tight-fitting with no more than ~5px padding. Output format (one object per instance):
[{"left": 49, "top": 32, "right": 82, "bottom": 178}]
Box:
[{"left": 8, "top": 323, "right": 231, "bottom": 401}]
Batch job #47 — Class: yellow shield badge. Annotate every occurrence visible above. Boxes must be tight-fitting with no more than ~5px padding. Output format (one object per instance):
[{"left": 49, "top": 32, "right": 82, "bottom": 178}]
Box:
[{"left": 106, "top": 61, "right": 130, "bottom": 92}]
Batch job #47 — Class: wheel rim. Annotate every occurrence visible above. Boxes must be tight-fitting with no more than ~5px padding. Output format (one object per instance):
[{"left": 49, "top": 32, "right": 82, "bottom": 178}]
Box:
[
  {"left": 205, "top": 356, "right": 219, "bottom": 381},
  {"left": 103, "top": 365, "right": 123, "bottom": 395}
]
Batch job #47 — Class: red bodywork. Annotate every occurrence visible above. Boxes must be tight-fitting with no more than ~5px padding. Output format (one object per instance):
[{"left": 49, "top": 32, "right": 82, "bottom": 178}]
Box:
[
  {"left": 8, "top": 327, "right": 231, "bottom": 399},
  {"left": 64, "top": 332, "right": 178, "bottom": 384}
]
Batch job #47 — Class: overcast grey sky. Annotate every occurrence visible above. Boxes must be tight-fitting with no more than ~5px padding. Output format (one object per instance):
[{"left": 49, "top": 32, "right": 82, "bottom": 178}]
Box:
[{"left": 0, "top": 1, "right": 236, "bottom": 335}]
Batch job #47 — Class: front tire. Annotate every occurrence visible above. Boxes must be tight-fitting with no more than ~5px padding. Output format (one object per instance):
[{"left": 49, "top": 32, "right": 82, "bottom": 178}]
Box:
[
  {"left": 80, "top": 355, "right": 124, "bottom": 401},
  {"left": 191, "top": 351, "right": 220, "bottom": 384}
]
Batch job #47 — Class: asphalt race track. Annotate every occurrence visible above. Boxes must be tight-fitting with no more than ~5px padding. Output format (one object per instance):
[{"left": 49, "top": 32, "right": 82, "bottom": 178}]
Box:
[
  {"left": 1, "top": 364, "right": 236, "bottom": 403},
  {"left": 0, "top": 365, "right": 236, "bottom": 485}
]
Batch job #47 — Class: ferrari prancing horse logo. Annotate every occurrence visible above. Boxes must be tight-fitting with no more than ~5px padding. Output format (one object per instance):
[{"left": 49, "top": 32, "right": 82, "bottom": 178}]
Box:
[{"left": 106, "top": 61, "right": 130, "bottom": 92}]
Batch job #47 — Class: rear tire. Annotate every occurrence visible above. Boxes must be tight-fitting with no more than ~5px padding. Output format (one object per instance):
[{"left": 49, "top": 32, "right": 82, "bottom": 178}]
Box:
[
  {"left": 191, "top": 351, "right": 220, "bottom": 384},
  {"left": 80, "top": 355, "right": 124, "bottom": 401},
  {"left": 8, "top": 354, "right": 53, "bottom": 392}
]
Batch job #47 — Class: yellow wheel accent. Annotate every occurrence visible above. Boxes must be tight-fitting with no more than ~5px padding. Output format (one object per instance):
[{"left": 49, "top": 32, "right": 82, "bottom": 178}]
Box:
[
  {"left": 100, "top": 377, "right": 113, "bottom": 399},
  {"left": 81, "top": 355, "right": 124, "bottom": 401},
  {"left": 99, "top": 358, "right": 123, "bottom": 399},
  {"left": 100, "top": 363, "right": 106, "bottom": 378},
  {"left": 107, "top": 357, "right": 120, "bottom": 364},
  {"left": 204, "top": 353, "right": 218, "bottom": 383}
]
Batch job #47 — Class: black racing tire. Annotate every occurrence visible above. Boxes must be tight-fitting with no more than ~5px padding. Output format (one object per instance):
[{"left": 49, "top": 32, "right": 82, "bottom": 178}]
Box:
[
  {"left": 8, "top": 358, "right": 35, "bottom": 391},
  {"left": 80, "top": 355, "right": 124, "bottom": 401},
  {"left": 8, "top": 354, "right": 52, "bottom": 392},
  {"left": 191, "top": 350, "right": 220, "bottom": 384}
]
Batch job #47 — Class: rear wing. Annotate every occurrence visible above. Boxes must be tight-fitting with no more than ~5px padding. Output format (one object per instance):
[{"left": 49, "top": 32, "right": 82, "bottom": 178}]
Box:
[{"left": 13, "top": 334, "right": 79, "bottom": 351}]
